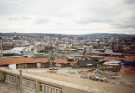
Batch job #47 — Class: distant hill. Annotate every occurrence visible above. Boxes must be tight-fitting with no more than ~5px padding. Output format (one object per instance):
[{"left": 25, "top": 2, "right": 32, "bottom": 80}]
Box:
[{"left": 0, "top": 32, "right": 135, "bottom": 41}]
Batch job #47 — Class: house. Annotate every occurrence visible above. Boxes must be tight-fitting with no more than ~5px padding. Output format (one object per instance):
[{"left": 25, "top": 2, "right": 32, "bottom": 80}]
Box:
[
  {"left": 73, "top": 58, "right": 100, "bottom": 68},
  {"left": 8, "top": 47, "right": 26, "bottom": 55},
  {"left": 0, "top": 56, "right": 49, "bottom": 69},
  {"left": 55, "top": 59, "right": 71, "bottom": 67},
  {"left": 0, "top": 56, "right": 73, "bottom": 69},
  {"left": 103, "top": 61, "right": 121, "bottom": 72}
]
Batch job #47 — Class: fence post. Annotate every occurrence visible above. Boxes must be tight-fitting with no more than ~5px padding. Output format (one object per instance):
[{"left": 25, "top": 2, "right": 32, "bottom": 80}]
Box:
[
  {"left": 35, "top": 80, "right": 40, "bottom": 93},
  {"left": 0, "top": 72, "right": 6, "bottom": 82},
  {"left": 19, "top": 70, "right": 23, "bottom": 93}
]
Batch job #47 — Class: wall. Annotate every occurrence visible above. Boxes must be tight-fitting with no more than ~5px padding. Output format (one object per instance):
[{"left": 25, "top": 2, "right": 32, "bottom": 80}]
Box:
[{"left": 0, "top": 70, "right": 90, "bottom": 93}]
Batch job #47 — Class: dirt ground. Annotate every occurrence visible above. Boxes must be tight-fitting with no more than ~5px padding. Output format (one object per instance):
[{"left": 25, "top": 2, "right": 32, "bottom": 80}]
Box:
[
  {"left": 0, "top": 83, "right": 17, "bottom": 93},
  {"left": 0, "top": 68, "right": 135, "bottom": 93},
  {"left": 22, "top": 68, "right": 135, "bottom": 93}
]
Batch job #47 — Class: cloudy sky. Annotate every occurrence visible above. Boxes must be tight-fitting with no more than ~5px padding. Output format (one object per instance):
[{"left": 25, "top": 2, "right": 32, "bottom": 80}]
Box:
[{"left": 0, "top": 0, "right": 134, "bottom": 34}]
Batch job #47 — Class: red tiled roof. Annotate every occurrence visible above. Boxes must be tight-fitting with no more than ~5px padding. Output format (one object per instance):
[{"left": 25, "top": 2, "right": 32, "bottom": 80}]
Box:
[
  {"left": 55, "top": 59, "right": 70, "bottom": 64},
  {"left": 0, "top": 57, "right": 72, "bottom": 66},
  {"left": 0, "top": 57, "right": 48, "bottom": 65},
  {"left": 104, "top": 55, "right": 135, "bottom": 61},
  {"left": 125, "top": 56, "right": 135, "bottom": 61}
]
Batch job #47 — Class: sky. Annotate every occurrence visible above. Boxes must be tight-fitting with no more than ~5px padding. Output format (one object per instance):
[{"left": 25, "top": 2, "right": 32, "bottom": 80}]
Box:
[{"left": 0, "top": 0, "right": 135, "bottom": 35}]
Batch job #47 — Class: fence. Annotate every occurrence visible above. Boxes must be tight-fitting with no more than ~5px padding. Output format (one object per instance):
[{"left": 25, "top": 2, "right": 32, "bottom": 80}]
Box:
[{"left": 0, "top": 69, "right": 88, "bottom": 93}]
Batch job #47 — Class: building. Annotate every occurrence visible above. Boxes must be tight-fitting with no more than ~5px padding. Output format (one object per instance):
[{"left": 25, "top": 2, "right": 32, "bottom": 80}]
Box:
[
  {"left": 0, "top": 56, "right": 72, "bottom": 69},
  {"left": 0, "top": 56, "right": 49, "bottom": 69},
  {"left": 103, "top": 61, "right": 121, "bottom": 72}
]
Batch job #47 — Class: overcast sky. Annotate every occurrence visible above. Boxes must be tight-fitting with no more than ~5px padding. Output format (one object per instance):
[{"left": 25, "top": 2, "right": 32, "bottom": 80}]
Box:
[{"left": 0, "top": 0, "right": 134, "bottom": 34}]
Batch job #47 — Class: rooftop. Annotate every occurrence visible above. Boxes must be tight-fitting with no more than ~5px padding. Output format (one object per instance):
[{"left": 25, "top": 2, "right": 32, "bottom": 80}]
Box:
[
  {"left": 0, "top": 56, "right": 71, "bottom": 66},
  {"left": 0, "top": 56, "right": 48, "bottom": 65},
  {"left": 105, "top": 55, "right": 135, "bottom": 61}
]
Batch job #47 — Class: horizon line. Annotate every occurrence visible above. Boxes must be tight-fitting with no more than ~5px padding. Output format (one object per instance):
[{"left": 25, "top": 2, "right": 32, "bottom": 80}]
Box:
[{"left": 0, "top": 32, "right": 135, "bottom": 36}]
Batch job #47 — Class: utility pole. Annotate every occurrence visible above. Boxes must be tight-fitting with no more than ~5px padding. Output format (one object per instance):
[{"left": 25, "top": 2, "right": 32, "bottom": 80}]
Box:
[{"left": 0, "top": 37, "right": 3, "bottom": 57}]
